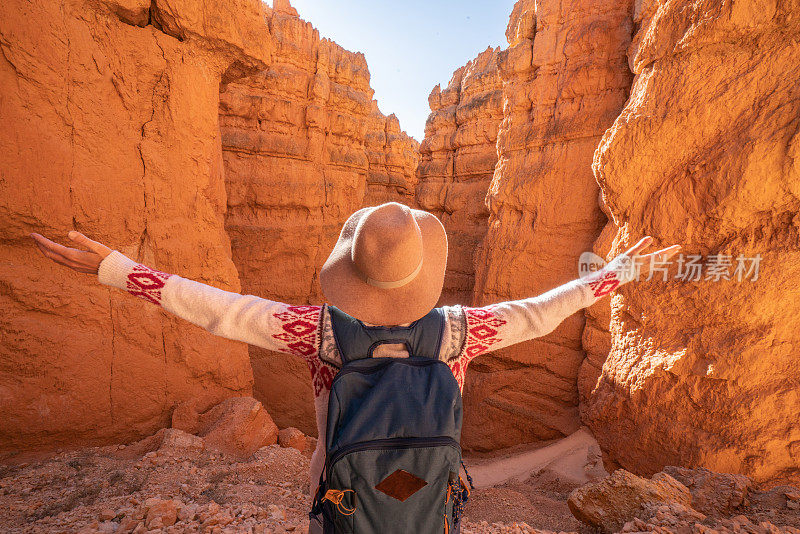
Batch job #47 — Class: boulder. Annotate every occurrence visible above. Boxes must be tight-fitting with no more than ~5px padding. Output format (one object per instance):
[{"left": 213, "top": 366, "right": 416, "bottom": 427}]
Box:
[
  {"left": 144, "top": 498, "right": 180, "bottom": 529},
  {"left": 567, "top": 468, "right": 693, "bottom": 532},
  {"left": 662, "top": 466, "right": 752, "bottom": 516},
  {"left": 278, "top": 427, "right": 307, "bottom": 452},
  {"left": 172, "top": 397, "right": 278, "bottom": 458}
]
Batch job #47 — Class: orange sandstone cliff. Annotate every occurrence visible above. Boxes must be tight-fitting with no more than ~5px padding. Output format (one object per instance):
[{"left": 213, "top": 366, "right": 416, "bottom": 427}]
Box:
[
  {"left": 579, "top": 0, "right": 800, "bottom": 484},
  {"left": 0, "top": 0, "right": 270, "bottom": 450},
  {"left": 416, "top": 47, "right": 503, "bottom": 305},
  {"left": 218, "top": 1, "right": 418, "bottom": 433},
  {"left": 464, "top": 0, "right": 634, "bottom": 451}
]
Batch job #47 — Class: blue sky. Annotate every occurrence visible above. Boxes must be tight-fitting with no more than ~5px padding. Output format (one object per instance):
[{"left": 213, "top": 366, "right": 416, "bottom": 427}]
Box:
[{"left": 284, "top": 0, "right": 517, "bottom": 141}]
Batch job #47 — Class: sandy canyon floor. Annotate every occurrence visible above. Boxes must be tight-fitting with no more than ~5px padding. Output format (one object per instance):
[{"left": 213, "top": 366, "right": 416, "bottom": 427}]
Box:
[{"left": 1, "top": 429, "right": 798, "bottom": 534}]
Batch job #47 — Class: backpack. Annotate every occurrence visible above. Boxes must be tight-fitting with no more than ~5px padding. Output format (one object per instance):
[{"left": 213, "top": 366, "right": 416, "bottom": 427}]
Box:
[{"left": 309, "top": 305, "right": 472, "bottom": 533}]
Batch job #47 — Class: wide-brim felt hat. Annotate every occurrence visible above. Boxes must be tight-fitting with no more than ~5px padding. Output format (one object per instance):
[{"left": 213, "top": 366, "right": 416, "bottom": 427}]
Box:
[{"left": 319, "top": 202, "right": 448, "bottom": 326}]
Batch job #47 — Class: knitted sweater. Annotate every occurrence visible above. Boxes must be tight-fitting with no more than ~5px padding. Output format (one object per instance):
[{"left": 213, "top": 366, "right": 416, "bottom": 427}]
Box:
[{"left": 97, "top": 250, "right": 631, "bottom": 493}]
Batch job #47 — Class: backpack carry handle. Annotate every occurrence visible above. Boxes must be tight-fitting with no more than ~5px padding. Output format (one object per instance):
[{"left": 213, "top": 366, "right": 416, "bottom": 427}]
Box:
[{"left": 328, "top": 305, "right": 445, "bottom": 364}]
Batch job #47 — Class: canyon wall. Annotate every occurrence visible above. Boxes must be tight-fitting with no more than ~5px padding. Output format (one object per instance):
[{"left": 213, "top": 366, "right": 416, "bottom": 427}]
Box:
[
  {"left": 465, "top": 0, "right": 635, "bottom": 451},
  {"left": 219, "top": 1, "right": 418, "bottom": 433},
  {"left": 416, "top": 47, "right": 503, "bottom": 305},
  {"left": 579, "top": 0, "right": 800, "bottom": 483},
  {"left": 4, "top": 0, "right": 797, "bottom": 486},
  {"left": 0, "top": 0, "right": 271, "bottom": 450}
]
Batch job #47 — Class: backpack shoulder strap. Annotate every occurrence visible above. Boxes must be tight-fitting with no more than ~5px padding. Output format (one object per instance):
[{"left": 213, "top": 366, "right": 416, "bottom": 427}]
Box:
[{"left": 328, "top": 306, "right": 445, "bottom": 364}]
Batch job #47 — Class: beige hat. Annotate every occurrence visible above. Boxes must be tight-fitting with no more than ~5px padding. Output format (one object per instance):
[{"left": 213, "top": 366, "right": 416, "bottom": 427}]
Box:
[{"left": 319, "top": 202, "right": 448, "bottom": 326}]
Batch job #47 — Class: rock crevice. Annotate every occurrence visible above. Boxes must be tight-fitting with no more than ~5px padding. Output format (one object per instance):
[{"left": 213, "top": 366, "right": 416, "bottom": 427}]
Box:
[{"left": 463, "top": 0, "right": 635, "bottom": 451}]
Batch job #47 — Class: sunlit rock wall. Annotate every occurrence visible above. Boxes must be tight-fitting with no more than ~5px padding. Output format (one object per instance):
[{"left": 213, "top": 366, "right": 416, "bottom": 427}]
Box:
[
  {"left": 416, "top": 47, "right": 503, "bottom": 305},
  {"left": 579, "top": 0, "right": 800, "bottom": 484}
]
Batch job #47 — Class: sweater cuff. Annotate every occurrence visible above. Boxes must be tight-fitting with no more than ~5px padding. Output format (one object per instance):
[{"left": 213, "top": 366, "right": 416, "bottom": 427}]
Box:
[
  {"left": 581, "top": 253, "right": 636, "bottom": 299},
  {"left": 97, "top": 250, "right": 139, "bottom": 290}
]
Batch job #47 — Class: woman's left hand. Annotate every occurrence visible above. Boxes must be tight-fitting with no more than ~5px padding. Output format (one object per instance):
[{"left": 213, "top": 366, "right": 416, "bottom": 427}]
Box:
[{"left": 616, "top": 236, "right": 682, "bottom": 280}]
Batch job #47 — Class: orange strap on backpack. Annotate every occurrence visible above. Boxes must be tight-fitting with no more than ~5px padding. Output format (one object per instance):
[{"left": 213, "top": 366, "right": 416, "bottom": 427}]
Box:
[{"left": 322, "top": 488, "right": 357, "bottom": 515}]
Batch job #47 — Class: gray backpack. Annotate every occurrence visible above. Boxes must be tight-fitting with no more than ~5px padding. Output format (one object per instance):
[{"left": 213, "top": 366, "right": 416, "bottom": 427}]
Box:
[{"left": 309, "top": 305, "right": 472, "bottom": 533}]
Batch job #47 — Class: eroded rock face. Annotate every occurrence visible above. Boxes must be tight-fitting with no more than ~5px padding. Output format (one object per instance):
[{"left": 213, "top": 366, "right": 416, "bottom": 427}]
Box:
[
  {"left": 0, "top": 0, "right": 270, "bottom": 451},
  {"left": 365, "top": 102, "right": 420, "bottom": 206},
  {"left": 465, "top": 0, "right": 634, "bottom": 451},
  {"left": 218, "top": 2, "right": 418, "bottom": 433},
  {"left": 416, "top": 47, "right": 503, "bottom": 305},
  {"left": 661, "top": 466, "right": 751, "bottom": 517},
  {"left": 579, "top": 0, "right": 800, "bottom": 483}
]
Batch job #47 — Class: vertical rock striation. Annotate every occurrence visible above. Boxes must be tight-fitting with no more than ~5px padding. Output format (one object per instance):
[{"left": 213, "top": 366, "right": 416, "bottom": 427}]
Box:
[
  {"left": 466, "top": 0, "right": 634, "bottom": 451},
  {"left": 416, "top": 47, "right": 504, "bottom": 305},
  {"left": 416, "top": 47, "right": 503, "bottom": 305},
  {"left": 218, "top": 1, "right": 418, "bottom": 433},
  {"left": 580, "top": 0, "right": 800, "bottom": 483},
  {"left": 0, "top": 0, "right": 271, "bottom": 450},
  {"left": 365, "top": 102, "right": 420, "bottom": 206}
]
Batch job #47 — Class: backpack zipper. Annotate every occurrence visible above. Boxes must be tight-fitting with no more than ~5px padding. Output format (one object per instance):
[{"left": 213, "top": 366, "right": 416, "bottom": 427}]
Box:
[
  {"left": 331, "top": 357, "right": 444, "bottom": 386},
  {"left": 326, "top": 436, "right": 461, "bottom": 480}
]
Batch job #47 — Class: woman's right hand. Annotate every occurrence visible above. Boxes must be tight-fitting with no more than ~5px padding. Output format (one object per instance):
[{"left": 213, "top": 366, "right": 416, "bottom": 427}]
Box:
[{"left": 31, "top": 231, "right": 113, "bottom": 275}]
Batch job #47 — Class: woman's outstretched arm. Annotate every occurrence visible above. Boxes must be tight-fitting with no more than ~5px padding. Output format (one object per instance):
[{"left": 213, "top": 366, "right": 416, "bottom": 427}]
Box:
[
  {"left": 454, "top": 237, "right": 681, "bottom": 368},
  {"left": 30, "top": 231, "right": 322, "bottom": 360}
]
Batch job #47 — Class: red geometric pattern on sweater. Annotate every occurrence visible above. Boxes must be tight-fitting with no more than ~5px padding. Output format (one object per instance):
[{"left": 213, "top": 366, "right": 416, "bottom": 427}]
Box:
[
  {"left": 307, "top": 356, "right": 335, "bottom": 397},
  {"left": 270, "top": 305, "right": 330, "bottom": 396},
  {"left": 585, "top": 269, "right": 620, "bottom": 297},
  {"left": 125, "top": 264, "right": 172, "bottom": 306},
  {"left": 271, "top": 305, "right": 321, "bottom": 359},
  {"left": 448, "top": 359, "right": 466, "bottom": 391},
  {"left": 448, "top": 306, "right": 508, "bottom": 389}
]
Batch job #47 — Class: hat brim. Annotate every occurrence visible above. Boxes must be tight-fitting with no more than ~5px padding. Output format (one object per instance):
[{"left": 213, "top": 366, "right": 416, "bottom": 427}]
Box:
[{"left": 319, "top": 206, "right": 448, "bottom": 325}]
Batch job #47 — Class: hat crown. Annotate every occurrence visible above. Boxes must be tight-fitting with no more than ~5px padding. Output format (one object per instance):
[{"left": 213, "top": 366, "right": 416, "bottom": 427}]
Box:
[{"left": 351, "top": 203, "right": 424, "bottom": 285}]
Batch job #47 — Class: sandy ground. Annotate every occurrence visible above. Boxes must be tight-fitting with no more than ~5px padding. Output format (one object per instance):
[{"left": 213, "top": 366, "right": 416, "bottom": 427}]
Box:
[
  {"left": 0, "top": 437, "right": 580, "bottom": 534},
  {"left": 0, "top": 429, "right": 797, "bottom": 534}
]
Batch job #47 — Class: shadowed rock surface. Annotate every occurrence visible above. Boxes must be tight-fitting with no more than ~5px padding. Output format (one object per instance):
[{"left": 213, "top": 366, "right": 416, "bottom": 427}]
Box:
[
  {"left": 466, "top": 0, "right": 635, "bottom": 452},
  {"left": 0, "top": 0, "right": 270, "bottom": 452}
]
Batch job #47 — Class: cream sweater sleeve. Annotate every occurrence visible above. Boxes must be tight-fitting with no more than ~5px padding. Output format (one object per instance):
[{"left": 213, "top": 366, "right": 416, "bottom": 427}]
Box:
[
  {"left": 456, "top": 254, "right": 635, "bottom": 366},
  {"left": 97, "top": 251, "right": 321, "bottom": 359}
]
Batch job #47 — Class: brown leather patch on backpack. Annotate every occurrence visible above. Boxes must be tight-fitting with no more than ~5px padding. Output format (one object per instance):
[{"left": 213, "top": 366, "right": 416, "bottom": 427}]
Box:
[{"left": 375, "top": 469, "right": 428, "bottom": 501}]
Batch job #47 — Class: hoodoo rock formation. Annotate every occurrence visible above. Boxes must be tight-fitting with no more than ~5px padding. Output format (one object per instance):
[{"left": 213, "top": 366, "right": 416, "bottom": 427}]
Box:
[
  {"left": 218, "top": 1, "right": 418, "bottom": 432},
  {"left": 416, "top": 47, "right": 503, "bottom": 305},
  {"left": 0, "top": 0, "right": 270, "bottom": 451},
  {"left": 579, "top": 0, "right": 800, "bottom": 484},
  {"left": 465, "top": 0, "right": 635, "bottom": 451}
]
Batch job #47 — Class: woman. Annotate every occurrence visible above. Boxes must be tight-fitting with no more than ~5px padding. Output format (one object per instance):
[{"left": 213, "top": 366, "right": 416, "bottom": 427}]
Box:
[{"left": 31, "top": 202, "right": 680, "bottom": 532}]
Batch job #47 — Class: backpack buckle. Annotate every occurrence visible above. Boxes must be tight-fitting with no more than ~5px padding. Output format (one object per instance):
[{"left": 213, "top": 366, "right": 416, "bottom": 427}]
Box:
[{"left": 322, "top": 488, "right": 357, "bottom": 516}]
